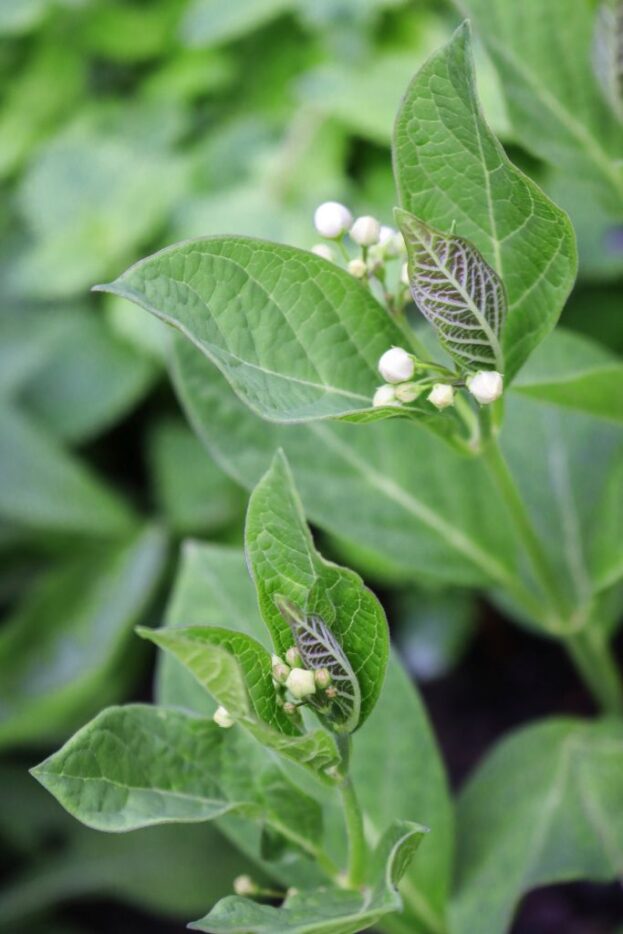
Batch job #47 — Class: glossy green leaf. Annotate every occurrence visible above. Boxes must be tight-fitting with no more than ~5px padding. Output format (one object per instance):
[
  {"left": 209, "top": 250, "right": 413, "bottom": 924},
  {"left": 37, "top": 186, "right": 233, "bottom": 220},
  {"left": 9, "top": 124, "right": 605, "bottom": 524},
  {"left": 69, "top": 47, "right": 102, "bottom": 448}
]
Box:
[
  {"left": 455, "top": 0, "right": 623, "bottom": 205},
  {"left": 512, "top": 328, "right": 623, "bottom": 423},
  {"left": 0, "top": 405, "right": 134, "bottom": 536},
  {"left": 451, "top": 717, "right": 623, "bottom": 934},
  {"left": 141, "top": 625, "right": 340, "bottom": 779},
  {"left": 191, "top": 820, "right": 427, "bottom": 934},
  {"left": 172, "top": 336, "right": 518, "bottom": 589},
  {"left": 95, "top": 236, "right": 408, "bottom": 423},
  {"left": 246, "top": 450, "right": 389, "bottom": 731},
  {"left": 0, "top": 526, "right": 166, "bottom": 747},
  {"left": 393, "top": 23, "right": 577, "bottom": 381}
]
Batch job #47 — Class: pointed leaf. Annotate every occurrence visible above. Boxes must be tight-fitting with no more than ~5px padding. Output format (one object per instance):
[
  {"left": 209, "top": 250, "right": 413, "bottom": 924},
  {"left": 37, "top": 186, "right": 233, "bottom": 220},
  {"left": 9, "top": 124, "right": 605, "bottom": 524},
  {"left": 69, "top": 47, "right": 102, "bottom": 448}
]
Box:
[
  {"left": 397, "top": 210, "right": 505, "bottom": 372},
  {"left": 246, "top": 451, "right": 389, "bottom": 732},
  {"left": 393, "top": 23, "right": 576, "bottom": 380},
  {"left": 191, "top": 820, "right": 427, "bottom": 934}
]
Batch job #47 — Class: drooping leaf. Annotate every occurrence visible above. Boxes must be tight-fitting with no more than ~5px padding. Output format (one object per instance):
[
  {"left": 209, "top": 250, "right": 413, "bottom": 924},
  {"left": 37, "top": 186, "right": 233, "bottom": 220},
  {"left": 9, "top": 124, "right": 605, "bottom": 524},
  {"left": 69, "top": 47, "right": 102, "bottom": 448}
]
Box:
[
  {"left": 454, "top": 0, "right": 623, "bottom": 206},
  {"left": 451, "top": 717, "right": 623, "bottom": 934},
  {"left": 140, "top": 625, "right": 340, "bottom": 780},
  {"left": 94, "top": 236, "right": 408, "bottom": 423},
  {"left": 246, "top": 450, "right": 389, "bottom": 731},
  {"left": 397, "top": 210, "right": 505, "bottom": 373},
  {"left": 191, "top": 820, "right": 428, "bottom": 934},
  {"left": 0, "top": 526, "right": 166, "bottom": 748},
  {"left": 393, "top": 23, "right": 577, "bottom": 381},
  {"left": 593, "top": 0, "right": 623, "bottom": 121}
]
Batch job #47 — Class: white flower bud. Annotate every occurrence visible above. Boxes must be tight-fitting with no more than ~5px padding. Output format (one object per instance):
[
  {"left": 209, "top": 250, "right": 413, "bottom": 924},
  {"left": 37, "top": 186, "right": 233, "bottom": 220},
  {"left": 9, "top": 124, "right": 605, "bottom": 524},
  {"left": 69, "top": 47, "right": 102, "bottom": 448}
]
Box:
[
  {"left": 271, "top": 654, "right": 290, "bottom": 684},
  {"left": 427, "top": 383, "right": 455, "bottom": 410},
  {"left": 400, "top": 262, "right": 410, "bottom": 286},
  {"left": 233, "top": 875, "right": 257, "bottom": 896},
  {"left": 286, "top": 667, "right": 316, "bottom": 699},
  {"left": 379, "top": 226, "right": 405, "bottom": 258},
  {"left": 394, "top": 382, "right": 421, "bottom": 403},
  {"left": 213, "top": 705, "right": 234, "bottom": 729},
  {"left": 311, "top": 243, "right": 334, "bottom": 262},
  {"left": 285, "top": 645, "right": 301, "bottom": 667},
  {"left": 378, "top": 347, "right": 415, "bottom": 383},
  {"left": 347, "top": 258, "right": 367, "bottom": 279},
  {"left": 467, "top": 370, "right": 504, "bottom": 405},
  {"left": 314, "top": 201, "right": 352, "bottom": 239},
  {"left": 283, "top": 701, "right": 297, "bottom": 716},
  {"left": 350, "top": 215, "right": 381, "bottom": 246},
  {"left": 372, "top": 384, "right": 401, "bottom": 408},
  {"left": 314, "top": 667, "right": 332, "bottom": 689}
]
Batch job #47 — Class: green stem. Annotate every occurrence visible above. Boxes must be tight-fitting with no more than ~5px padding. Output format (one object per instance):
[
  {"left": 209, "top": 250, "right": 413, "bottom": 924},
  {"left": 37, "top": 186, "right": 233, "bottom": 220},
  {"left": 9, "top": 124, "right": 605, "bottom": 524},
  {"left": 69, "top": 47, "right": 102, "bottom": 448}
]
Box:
[
  {"left": 337, "top": 735, "right": 367, "bottom": 887},
  {"left": 565, "top": 629, "right": 623, "bottom": 715}
]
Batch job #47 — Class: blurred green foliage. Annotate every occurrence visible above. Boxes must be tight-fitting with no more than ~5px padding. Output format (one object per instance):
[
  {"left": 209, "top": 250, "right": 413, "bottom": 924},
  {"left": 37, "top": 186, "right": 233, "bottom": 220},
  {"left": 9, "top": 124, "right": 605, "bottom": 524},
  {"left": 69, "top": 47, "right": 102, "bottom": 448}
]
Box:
[{"left": 0, "top": 0, "right": 621, "bottom": 929}]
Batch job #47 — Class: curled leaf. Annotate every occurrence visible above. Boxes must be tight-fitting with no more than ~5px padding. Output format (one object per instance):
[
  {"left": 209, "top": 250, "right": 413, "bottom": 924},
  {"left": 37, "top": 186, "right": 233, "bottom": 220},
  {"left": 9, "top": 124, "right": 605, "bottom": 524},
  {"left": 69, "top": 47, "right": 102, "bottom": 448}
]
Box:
[
  {"left": 275, "top": 596, "right": 361, "bottom": 734},
  {"left": 397, "top": 208, "right": 506, "bottom": 373}
]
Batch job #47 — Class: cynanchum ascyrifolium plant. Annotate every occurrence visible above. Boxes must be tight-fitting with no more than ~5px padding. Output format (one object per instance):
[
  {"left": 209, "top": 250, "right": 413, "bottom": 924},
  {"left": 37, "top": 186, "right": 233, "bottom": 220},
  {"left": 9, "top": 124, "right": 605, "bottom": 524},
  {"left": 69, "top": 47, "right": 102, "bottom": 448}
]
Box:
[{"left": 32, "top": 14, "right": 623, "bottom": 934}]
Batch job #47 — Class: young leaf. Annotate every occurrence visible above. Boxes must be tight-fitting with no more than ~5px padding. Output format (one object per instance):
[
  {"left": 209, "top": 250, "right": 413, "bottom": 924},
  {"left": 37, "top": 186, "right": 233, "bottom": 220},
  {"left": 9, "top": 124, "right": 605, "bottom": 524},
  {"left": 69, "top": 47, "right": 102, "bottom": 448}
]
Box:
[
  {"left": 139, "top": 625, "right": 340, "bottom": 779},
  {"left": 396, "top": 209, "right": 505, "bottom": 373},
  {"left": 455, "top": 0, "right": 623, "bottom": 204},
  {"left": 191, "top": 820, "right": 427, "bottom": 934},
  {"left": 246, "top": 450, "right": 389, "bottom": 732},
  {"left": 94, "top": 237, "right": 407, "bottom": 423},
  {"left": 451, "top": 717, "right": 623, "bottom": 934},
  {"left": 393, "top": 23, "right": 577, "bottom": 381},
  {"left": 593, "top": 0, "right": 623, "bottom": 121}
]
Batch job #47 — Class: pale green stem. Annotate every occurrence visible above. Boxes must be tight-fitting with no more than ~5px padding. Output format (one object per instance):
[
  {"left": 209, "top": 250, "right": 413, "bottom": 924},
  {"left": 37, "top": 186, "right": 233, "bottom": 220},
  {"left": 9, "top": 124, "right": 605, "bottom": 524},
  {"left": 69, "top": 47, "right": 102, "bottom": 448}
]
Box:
[
  {"left": 337, "top": 734, "right": 367, "bottom": 887},
  {"left": 565, "top": 629, "right": 623, "bottom": 716}
]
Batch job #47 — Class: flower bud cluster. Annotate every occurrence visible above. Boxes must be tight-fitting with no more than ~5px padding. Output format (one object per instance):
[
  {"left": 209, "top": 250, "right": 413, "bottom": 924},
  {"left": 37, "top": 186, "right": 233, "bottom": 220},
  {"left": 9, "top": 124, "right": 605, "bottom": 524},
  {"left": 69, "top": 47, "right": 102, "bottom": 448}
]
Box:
[{"left": 272, "top": 650, "right": 334, "bottom": 709}]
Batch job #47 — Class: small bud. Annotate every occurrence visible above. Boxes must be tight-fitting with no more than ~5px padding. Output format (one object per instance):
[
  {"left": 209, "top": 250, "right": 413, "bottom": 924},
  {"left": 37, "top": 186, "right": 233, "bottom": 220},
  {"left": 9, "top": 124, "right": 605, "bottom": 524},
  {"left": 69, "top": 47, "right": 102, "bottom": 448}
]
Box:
[
  {"left": 378, "top": 347, "right": 415, "bottom": 383},
  {"left": 372, "top": 384, "right": 400, "bottom": 408},
  {"left": 233, "top": 875, "right": 257, "bottom": 896},
  {"left": 314, "top": 667, "right": 332, "bottom": 689},
  {"left": 467, "top": 370, "right": 504, "bottom": 405},
  {"left": 311, "top": 243, "right": 335, "bottom": 262},
  {"left": 347, "top": 258, "right": 367, "bottom": 279},
  {"left": 350, "top": 215, "right": 381, "bottom": 246},
  {"left": 283, "top": 701, "right": 298, "bottom": 716},
  {"left": 286, "top": 887, "right": 299, "bottom": 898},
  {"left": 314, "top": 201, "right": 352, "bottom": 239},
  {"left": 213, "top": 706, "right": 235, "bottom": 729},
  {"left": 395, "top": 382, "right": 421, "bottom": 403},
  {"left": 271, "top": 654, "right": 290, "bottom": 684},
  {"left": 325, "top": 685, "right": 338, "bottom": 699},
  {"left": 427, "top": 383, "right": 455, "bottom": 410},
  {"left": 285, "top": 645, "right": 301, "bottom": 667},
  {"left": 379, "top": 226, "right": 405, "bottom": 258},
  {"left": 400, "top": 262, "right": 410, "bottom": 286},
  {"left": 286, "top": 667, "right": 317, "bottom": 699}
]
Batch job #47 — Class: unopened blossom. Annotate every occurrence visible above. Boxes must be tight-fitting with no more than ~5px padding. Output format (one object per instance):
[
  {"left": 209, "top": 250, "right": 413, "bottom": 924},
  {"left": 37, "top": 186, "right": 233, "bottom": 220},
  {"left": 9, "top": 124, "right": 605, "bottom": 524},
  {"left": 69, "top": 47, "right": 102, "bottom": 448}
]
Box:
[
  {"left": 428, "top": 383, "right": 455, "bottom": 410},
  {"left": 378, "top": 347, "right": 415, "bottom": 383},
  {"left": 350, "top": 215, "right": 381, "bottom": 246},
  {"left": 314, "top": 201, "right": 352, "bottom": 239},
  {"left": 467, "top": 370, "right": 504, "bottom": 405}
]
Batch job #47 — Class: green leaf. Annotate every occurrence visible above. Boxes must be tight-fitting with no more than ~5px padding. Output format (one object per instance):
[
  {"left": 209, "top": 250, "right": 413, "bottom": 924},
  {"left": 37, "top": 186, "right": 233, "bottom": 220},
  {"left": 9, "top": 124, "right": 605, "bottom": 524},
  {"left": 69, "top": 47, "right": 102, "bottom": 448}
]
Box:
[
  {"left": 397, "top": 210, "right": 505, "bottom": 373},
  {"left": 32, "top": 704, "right": 323, "bottom": 856},
  {"left": 593, "top": 0, "right": 623, "bottom": 122},
  {"left": 140, "top": 625, "right": 340, "bottom": 780},
  {"left": 451, "top": 717, "right": 623, "bottom": 934},
  {"left": 180, "top": 0, "right": 295, "bottom": 48},
  {"left": 191, "top": 820, "right": 427, "bottom": 934},
  {"left": 0, "top": 526, "right": 166, "bottom": 747},
  {"left": 590, "top": 449, "right": 623, "bottom": 592},
  {"left": 172, "top": 336, "right": 518, "bottom": 589},
  {"left": 0, "top": 404, "right": 134, "bottom": 536},
  {"left": 245, "top": 450, "right": 389, "bottom": 731},
  {"left": 455, "top": 0, "right": 623, "bottom": 205},
  {"left": 148, "top": 418, "right": 245, "bottom": 535},
  {"left": 512, "top": 328, "right": 623, "bottom": 423},
  {"left": 393, "top": 23, "right": 577, "bottom": 381},
  {"left": 95, "top": 236, "right": 408, "bottom": 423}
]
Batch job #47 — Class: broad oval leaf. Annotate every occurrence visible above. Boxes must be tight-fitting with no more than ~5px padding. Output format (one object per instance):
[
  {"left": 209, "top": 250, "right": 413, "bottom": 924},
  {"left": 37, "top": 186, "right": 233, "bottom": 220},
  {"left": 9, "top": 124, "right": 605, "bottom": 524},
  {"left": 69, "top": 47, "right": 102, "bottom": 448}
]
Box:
[
  {"left": 451, "top": 717, "right": 623, "bottom": 934},
  {"left": 94, "top": 237, "right": 407, "bottom": 423},
  {"left": 246, "top": 450, "right": 389, "bottom": 732},
  {"left": 397, "top": 209, "right": 505, "bottom": 373},
  {"left": 393, "top": 23, "right": 577, "bottom": 381},
  {"left": 190, "top": 820, "right": 428, "bottom": 934}
]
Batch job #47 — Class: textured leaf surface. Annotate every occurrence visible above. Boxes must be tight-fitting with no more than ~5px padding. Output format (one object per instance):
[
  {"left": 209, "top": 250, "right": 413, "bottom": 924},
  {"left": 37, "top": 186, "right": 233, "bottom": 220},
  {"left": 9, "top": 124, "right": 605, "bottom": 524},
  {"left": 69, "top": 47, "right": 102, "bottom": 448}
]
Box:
[
  {"left": 246, "top": 451, "right": 389, "bottom": 731},
  {"left": 191, "top": 820, "right": 427, "bottom": 934},
  {"left": 455, "top": 0, "right": 623, "bottom": 205},
  {"left": 593, "top": 0, "right": 623, "bottom": 121},
  {"left": 393, "top": 23, "right": 576, "bottom": 380},
  {"left": 95, "top": 236, "right": 406, "bottom": 422},
  {"left": 172, "top": 336, "right": 518, "bottom": 589},
  {"left": 452, "top": 718, "right": 623, "bottom": 934},
  {"left": 397, "top": 210, "right": 505, "bottom": 372},
  {"left": 142, "top": 625, "right": 340, "bottom": 779},
  {"left": 0, "top": 526, "right": 166, "bottom": 747}
]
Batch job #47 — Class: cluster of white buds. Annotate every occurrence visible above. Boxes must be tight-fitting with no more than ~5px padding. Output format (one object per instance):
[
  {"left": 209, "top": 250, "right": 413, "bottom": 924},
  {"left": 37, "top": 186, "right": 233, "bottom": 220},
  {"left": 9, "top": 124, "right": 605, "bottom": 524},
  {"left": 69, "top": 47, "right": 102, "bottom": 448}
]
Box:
[
  {"left": 467, "top": 371, "right": 504, "bottom": 405},
  {"left": 272, "top": 648, "right": 334, "bottom": 708},
  {"left": 213, "top": 705, "right": 235, "bottom": 729},
  {"left": 373, "top": 347, "right": 421, "bottom": 409},
  {"left": 313, "top": 201, "right": 352, "bottom": 239}
]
